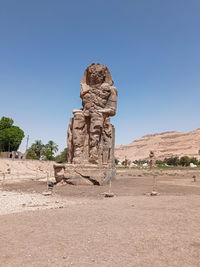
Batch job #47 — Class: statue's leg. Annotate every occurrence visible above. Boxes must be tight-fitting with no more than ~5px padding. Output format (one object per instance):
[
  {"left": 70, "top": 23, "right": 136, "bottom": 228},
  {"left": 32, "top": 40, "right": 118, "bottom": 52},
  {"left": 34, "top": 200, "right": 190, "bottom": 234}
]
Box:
[
  {"left": 89, "top": 113, "right": 104, "bottom": 164},
  {"left": 67, "top": 118, "right": 73, "bottom": 163},
  {"left": 72, "top": 110, "right": 86, "bottom": 164}
]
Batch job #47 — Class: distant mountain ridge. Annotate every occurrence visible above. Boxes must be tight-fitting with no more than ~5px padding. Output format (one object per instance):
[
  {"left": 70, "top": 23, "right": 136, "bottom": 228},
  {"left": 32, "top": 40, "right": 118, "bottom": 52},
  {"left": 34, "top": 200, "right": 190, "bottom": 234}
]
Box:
[{"left": 115, "top": 128, "right": 200, "bottom": 161}]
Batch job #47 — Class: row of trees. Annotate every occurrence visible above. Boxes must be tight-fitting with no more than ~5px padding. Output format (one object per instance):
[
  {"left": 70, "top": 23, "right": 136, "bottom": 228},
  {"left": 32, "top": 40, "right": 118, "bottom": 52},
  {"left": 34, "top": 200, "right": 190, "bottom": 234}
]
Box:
[
  {"left": 156, "top": 156, "right": 199, "bottom": 167},
  {"left": 116, "top": 156, "right": 200, "bottom": 167},
  {"left": 26, "top": 140, "right": 58, "bottom": 161},
  {"left": 26, "top": 140, "right": 68, "bottom": 162},
  {"left": 0, "top": 116, "right": 67, "bottom": 162}
]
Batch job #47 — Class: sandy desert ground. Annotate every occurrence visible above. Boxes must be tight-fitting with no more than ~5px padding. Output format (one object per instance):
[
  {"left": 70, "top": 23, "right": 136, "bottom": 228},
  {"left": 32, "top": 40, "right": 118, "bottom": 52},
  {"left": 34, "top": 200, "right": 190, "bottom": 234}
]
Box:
[{"left": 0, "top": 160, "right": 200, "bottom": 267}]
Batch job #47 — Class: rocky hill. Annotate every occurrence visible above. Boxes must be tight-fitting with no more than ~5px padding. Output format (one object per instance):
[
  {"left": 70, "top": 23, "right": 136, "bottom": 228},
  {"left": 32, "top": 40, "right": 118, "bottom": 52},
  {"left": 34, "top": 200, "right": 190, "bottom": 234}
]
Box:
[{"left": 115, "top": 129, "right": 200, "bottom": 161}]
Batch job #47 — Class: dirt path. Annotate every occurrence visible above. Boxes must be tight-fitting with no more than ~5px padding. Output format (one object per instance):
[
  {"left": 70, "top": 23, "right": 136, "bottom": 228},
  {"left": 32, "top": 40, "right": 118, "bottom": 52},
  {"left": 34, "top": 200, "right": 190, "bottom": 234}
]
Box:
[
  {"left": 1, "top": 195, "right": 200, "bottom": 267},
  {"left": 1, "top": 169, "right": 200, "bottom": 266}
]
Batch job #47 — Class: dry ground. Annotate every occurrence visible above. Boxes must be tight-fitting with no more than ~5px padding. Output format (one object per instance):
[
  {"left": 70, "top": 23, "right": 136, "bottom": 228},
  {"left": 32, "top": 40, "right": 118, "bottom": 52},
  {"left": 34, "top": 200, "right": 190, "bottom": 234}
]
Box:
[{"left": 0, "top": 167, "right": 200, "bottom": 266}]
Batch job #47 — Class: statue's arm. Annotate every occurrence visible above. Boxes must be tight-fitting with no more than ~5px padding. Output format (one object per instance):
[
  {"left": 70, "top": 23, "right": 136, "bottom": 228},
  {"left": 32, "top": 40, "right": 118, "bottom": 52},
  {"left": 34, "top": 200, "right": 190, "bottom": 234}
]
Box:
[
  {"left": 99, "top": 86, "right": 118, "bottom": 116},
  {"left": 80, "top": 84, "right": 90, "bottom": 98}
]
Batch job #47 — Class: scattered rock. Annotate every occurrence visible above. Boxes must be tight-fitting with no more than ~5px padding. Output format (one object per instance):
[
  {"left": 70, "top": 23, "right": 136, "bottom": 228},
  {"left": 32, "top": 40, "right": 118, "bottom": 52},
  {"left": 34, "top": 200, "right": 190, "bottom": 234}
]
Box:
[
  {"left": 150, "top": 191, "right": 159, "bottom": 196},
  {"left": 42, "top": 191, "right": 52, "bottom": 196},
  {"left": 103, "top": 192, "right": 115, "bottom": 198},
  {"left": 145, "top": 191, "right": 159, "bottom": 196}
]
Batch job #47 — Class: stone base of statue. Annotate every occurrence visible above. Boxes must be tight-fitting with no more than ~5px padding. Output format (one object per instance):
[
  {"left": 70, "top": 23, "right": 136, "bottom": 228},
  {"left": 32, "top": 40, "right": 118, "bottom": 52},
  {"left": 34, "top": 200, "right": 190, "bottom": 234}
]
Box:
[{"left": 54, "top": 163, "right": 116, "bottom": 185}]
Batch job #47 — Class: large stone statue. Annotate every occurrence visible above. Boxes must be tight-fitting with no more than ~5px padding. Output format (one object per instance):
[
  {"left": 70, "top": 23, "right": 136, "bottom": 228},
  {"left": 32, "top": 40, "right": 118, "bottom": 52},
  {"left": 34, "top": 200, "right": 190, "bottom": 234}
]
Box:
[{"left": 54, "top": 63, "right": 118, "bottom": 185}]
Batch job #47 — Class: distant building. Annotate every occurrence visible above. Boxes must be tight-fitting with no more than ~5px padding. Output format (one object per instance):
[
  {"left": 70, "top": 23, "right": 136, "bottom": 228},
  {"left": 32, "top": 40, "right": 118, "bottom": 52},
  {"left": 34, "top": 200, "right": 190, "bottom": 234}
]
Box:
[{"left": 0, "top": 151, "right": 24, "bottom": 159}]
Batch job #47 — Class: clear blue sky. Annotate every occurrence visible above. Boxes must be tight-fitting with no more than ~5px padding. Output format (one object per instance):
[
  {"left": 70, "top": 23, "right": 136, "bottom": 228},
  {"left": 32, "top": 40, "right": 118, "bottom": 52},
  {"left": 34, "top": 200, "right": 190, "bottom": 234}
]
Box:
[{"left": 1, "top": 0, "right": 200, "bottom": 152}]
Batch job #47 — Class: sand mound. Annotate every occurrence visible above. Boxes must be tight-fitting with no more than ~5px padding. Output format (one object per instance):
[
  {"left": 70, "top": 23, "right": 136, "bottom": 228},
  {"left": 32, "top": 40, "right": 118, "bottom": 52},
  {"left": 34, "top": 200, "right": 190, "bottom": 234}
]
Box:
[{"left": 0, "top": 159, "right": 55, "bottom": 181}]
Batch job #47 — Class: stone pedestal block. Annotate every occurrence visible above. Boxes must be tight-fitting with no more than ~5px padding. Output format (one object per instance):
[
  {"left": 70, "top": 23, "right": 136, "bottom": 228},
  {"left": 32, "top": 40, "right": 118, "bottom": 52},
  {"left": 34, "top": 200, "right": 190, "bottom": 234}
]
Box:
[{"left": 54, "top": 163, "right": 116, "bottom": 185}]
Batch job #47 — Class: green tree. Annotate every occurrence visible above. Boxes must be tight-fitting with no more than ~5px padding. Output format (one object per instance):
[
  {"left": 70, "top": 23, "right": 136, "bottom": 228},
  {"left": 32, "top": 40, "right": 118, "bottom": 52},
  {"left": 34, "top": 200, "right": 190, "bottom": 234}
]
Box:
[
  {"left": 190, "top": 157, "right": 199, "bottom": 165},
  {"left": 55, "top": 148, "right": 68, "bottom": 163},
  {"left": 31, "top": 140, "right": 44, "bottom": 159},
  {"left": 0, "top": 117, "right": 14, "bottom": 130},
  {"left": 164, "top": 156, "right": 179, "bottom": 166},
  {"left": 0, "top": 116, "right": 24, "bottom": 152},
  {"left": 179, "top": 156, "right": 190, "bottom": 166},
  {"left": 156, "top": 160, "right": 163, "bottom": 165},
  {"left": 26, "top": 148, "right": 39, "bottom": 160},
  {"left": 42, "top": 140, "right": 58, "bottom": 161}
]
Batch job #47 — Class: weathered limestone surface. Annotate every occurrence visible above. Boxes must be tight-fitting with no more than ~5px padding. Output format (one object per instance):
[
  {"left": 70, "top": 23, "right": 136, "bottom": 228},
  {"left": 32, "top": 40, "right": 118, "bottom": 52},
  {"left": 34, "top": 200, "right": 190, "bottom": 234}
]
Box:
[{"left": 54, "top": 63, "right": 118, "bottom": 185}]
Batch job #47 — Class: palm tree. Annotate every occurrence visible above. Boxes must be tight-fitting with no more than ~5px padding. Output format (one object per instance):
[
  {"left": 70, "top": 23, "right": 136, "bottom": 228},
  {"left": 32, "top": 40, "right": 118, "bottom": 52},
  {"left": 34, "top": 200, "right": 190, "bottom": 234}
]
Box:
[
  {"left": 42, "top": 140, "right": 58, "bottom": 161},
  {"left": 31, "top": 140, "right": 44, "bottom": 159},
  {"left": 47, "top": 140, "right": 58, "bottom": 156}
]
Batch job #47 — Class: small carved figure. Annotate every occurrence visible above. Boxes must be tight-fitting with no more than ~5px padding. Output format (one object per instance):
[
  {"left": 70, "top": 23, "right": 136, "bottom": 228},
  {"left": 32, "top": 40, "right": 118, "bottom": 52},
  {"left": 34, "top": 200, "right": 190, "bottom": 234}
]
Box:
[{"left": 149, "top": 150, "right": 155, "bottom": 169}]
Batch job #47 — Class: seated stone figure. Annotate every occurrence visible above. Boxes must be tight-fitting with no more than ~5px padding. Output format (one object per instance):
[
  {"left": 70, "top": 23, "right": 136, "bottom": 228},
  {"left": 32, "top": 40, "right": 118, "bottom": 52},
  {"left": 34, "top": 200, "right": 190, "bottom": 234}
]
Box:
[
  {"left": 68, "top": 63, "right": 117, "bottom": 165},
  {"left": 54, "top": 63, "right": 118, "bottom": 185}
]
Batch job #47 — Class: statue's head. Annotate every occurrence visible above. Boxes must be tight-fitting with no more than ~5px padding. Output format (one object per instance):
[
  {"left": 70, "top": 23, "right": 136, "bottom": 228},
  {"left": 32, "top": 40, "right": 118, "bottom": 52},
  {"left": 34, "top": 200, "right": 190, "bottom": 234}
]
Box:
[
  {"left": 88, "top": 63, "right": 106, "bottom": 85},
  {"left": 81, "top": 63, "right": 113, "bottom": 87},
  {"left": 149, "top": 151, "right": 154, "bottom": 157}
]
